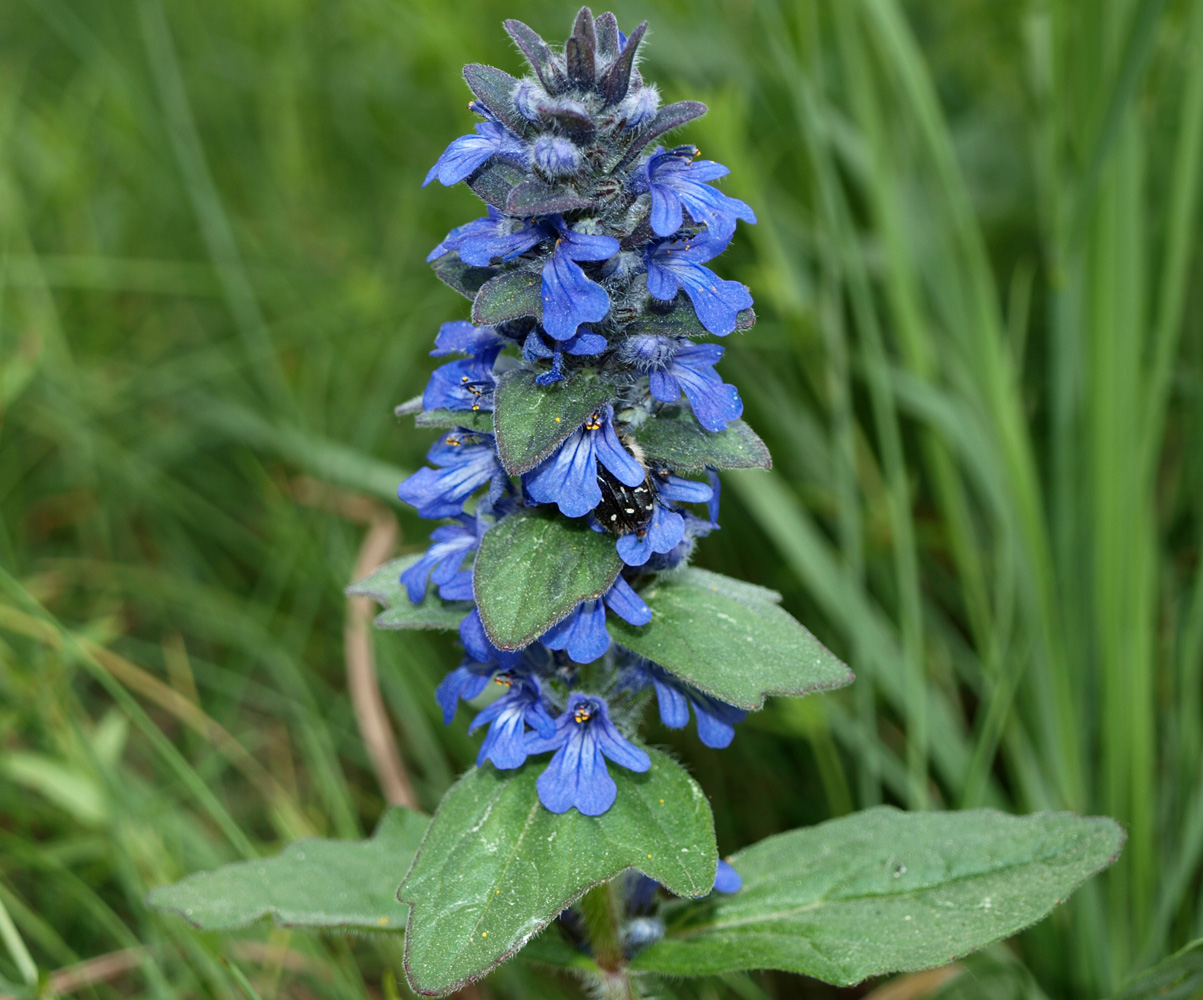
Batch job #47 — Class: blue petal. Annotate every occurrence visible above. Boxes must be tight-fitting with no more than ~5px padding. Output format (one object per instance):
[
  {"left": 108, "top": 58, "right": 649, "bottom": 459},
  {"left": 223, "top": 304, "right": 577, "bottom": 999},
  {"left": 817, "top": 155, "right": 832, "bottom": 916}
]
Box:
[
  {"left": 524, "top": 425, "right": 602, "bottom": 517},
  {"left": 540, "top": 599, "right": 611, "bottom": 664},
  {"left": 604, "top": 576, "right": 652, "bottom": 626},
  {"left": 713, "top": 860, "right": 742, "bottom": 894},
  {"left": 434, "top": 663, "right": 491, "bottom": 725},
  {"left": 648, "top": 369, "right": 681, "bottom": 402},
  {"left": 541, "top": 241, "right": 611, "bottom": 340},
  {"left": 594, "top": 409, "right": 645, "bottom": 487},
  {"left": 459, "top": 609, "right": 522, "bottom": 668},
  {"left": 617, "top": 505, "right": 684, "bottom": 567},
  {"left": 691, "top": 692, "right": 747, "bottom": 749},
  {"left": 430, "top": 320, "right": 504, "bottom": 357},
  {"left": 572, "top": 735, "right": 618, "bottom": 816},
  {"left": 475, "top": 704, "right": 530, "bottom": 769},
  {"left": 651, "top": 674, "right": 690, "bottom": 728},
  {"left": 594, "top": 713, "right": 651, "bottom": 773},
  {"left": 656, "top": 474, "right": 713, "bottom": 505}
]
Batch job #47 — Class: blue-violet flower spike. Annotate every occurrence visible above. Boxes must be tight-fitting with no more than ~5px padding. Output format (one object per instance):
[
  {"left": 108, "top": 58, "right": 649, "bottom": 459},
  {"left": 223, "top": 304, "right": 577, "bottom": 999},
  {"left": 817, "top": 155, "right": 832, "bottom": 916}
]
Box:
[
  {"left": 541, "top": 220, "right": 620, "bottom": 340},
  {"left": 397, "top": 430, "right": 502, "bottom": 519}
]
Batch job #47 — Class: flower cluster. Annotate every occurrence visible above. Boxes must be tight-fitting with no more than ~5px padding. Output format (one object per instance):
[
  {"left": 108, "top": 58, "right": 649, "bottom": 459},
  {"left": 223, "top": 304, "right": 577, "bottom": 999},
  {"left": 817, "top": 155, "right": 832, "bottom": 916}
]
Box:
[{"left": 398, "top": 9, "right": 756, "bottom": 822}]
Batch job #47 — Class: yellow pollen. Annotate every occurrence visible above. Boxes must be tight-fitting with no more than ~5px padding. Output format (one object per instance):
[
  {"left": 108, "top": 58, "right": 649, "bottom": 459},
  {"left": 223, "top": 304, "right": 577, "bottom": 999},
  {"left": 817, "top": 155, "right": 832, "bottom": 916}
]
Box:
[
  {"left": 482, "top": 932, "right": 487, "bottom": 937},
  {"left": 378, "top": 917, "right": 389, "bottom": 925},
  {"left": 554, "top": 416, "right": 562, "bottom": 422},
  {"left": 659, "top": 799, "right": 665, "bottom": 804},
  {"left": 647, "top": 854, "right": 652, "bottom": 859}
]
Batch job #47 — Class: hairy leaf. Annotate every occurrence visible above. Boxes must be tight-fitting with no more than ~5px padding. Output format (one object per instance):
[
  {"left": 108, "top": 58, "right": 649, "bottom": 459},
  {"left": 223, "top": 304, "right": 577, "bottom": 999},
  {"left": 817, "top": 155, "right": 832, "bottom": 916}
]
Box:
[
  {"left": 414, "top": 407, "right": 495, "bottom": 433},
  {"left": 616, "top": 101, "right": 708, "bottom": 168},
  {"left": 506, "top": 179, "right": 591, "bottom": 216},
  {"left": 462, "top": 64, "right": 529, "bottom": 136},
  {"left": 348, "top": 556, "right": 471, "bottom": 631},
  {"left": 467, "top": 159, "right": 527, "bottom": 211},
  {"left": 634, "top": 409, "right": 771, "bottom": 471},
  {"left": 471, "top": 270, "right": 542, "bottom": 326},
  {"left": 147, "top": 808, "right": 428, "bottom": 931},
  {"left": 431, "top": 252, "right": 496, "bottom": 300},
  {"left": 492, "top": 367, "right": 618, "bottom": 474},
  {"left": 632, "top": 807, "right": 1125, "bottom": 985},
  {"left": 474, "top": 514, "right": 621, "bottom": 649},
  {"left": 399, "top": 750, "right": 716, "bottom": 996},
  {"left": 611, "top": 567, "right": 851, "bottom": 709},
  {"left": 1110, "top": 939, "right": 1203, "bottom": 999}
]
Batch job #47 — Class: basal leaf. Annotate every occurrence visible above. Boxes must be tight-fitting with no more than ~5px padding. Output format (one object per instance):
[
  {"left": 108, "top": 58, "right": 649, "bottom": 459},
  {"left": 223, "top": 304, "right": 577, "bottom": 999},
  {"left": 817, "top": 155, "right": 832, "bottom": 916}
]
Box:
[
  {"left": 348, "top": 556, "right": 471, "bottom": 631},
  {"left": 147, "top": 808, "right": 428, "bottom": 931},
  {"left": 474, "top": 514, "right": 621, "bottom": 649},
  {"left": 471, "top": 270, "right": 542, "bottom": 326},
  {"left": 431, "top": 253, "right": 496, "bottom": 301},
  {"left": 1110, "top": 939, "right": 1203, "bottom": 999},
  {"left": 611, "top": 567, "right": 851, "bottom": 709},
  {"left": 398, "top": 750, "right": 717, "bottom": 996},
  {"left": 634, "top": 408, "right": 771, "bottom": 471},
  {"left": 414, "top": 407, "right": 495, "bottom": 433},
  {"left": 492, "top": 367, "right": 618, "bottom": 474},
  {"left": 632, "top": 807, "right": 1125, "bottom": 986}
]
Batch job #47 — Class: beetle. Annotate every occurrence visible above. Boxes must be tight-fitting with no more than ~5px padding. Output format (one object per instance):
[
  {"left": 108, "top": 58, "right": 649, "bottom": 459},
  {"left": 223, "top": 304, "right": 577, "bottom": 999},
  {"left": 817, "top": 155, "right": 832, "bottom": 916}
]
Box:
[{"left": 594, "top": 465, "right": 656, "bottom": 535}]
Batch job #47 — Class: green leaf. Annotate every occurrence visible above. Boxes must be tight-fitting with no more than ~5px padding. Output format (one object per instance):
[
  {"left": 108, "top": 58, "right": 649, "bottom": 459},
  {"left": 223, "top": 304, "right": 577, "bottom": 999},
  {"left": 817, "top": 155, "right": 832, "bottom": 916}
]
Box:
[
  {"left": 492, "top": 367, "right": 618, "bottom": 474},
  {"left": 398, "top": 750, "right": 717, "bottom": 996},
  {"left": 474, "top": 514, "right": 621, "bottom": 649},
  {"left": 348, "top": 556, "right": 471, "bottom": 631},
  {"left": 147, "top": 807, "right": 429, "bottom": 931},
  {"left": 611, "top": 567, "right": 852, "bottom": 710},
  {"left": 1109, "top": 939, "right": 1203, "bottom": 999},
  {"left": 414, "top": 408, "right": 495, "bottom": 433},
  {"left": 471, "top": 269, "right": 542, "bottom": 325},
  {"left": 506, "top": 178, "right": 591, "bottom": 216},
  {"left": 632, "top": 807, "right": 1125, "bottom": 986},
  {"left": 634, "top": 409, "right": 771, "bottom": 471},
  {"left": 467, "top": 159, "right": 527, "bottom": 211},
  {"left": 431, "top": 253, "right": 496, "bottom": 300}
]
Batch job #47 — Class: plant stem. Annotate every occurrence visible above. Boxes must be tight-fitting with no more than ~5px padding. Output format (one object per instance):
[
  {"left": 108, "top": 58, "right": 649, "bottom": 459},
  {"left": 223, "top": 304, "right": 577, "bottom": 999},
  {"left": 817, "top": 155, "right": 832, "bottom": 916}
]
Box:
[{"left": 579, "top": 882, "right": 638, "bottom": 999}]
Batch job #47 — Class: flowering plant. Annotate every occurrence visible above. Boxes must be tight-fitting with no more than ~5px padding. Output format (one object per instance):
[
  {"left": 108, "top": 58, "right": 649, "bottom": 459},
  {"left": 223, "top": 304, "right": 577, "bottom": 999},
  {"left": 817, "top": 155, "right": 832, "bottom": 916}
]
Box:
[{"left": 148, "top": 10, "right": 1123, "bottom": 998}]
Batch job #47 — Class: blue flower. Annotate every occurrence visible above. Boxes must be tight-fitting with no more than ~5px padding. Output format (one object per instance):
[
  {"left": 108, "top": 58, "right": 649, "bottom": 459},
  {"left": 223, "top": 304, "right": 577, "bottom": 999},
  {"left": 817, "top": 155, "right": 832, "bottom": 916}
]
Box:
[
  {"left": 525, "top": 404, "right": 645, "bottom": 518},
  {"left": 638, "top": 146, "right": 757, "bottom": 238},
  {"left": 644, "top": 511, "right": 715, "bottom": 572},
  {"left": 430, "top": 320, "right": 505, "bottom": 357},
  {"left": 541, "top": 219, "right": 620, "bottom": 341},
  {"left": 459, "top": 607, "right": 523, "bottom": 670},
  {"left": 422, "top": 351, "right": 500, "bottom": 413},
  {"left": 469, "top": 674, "right": 556, "bottom": 769},
  {"left": 645, "top": 230, "right": 753, "bottom": 337},
  {"left": 628, "top": 660, "right": 746, "bottom": 748},
  {"left": 540, "top": 576, "right": 652, "bottom": 664},
  {"left": 713, "top": 860, "right": 742, "bottom": 894},
  {"left": 434, "top": 209, "right": 545, "bottom": 267},
  {"left": 524, "top": 692, "right": 651, "bottom": 815},
  {"left": 434, "top": 659, "right": 495, "bottom": 725},
  {"left": 616, "top": 502, "right": 683, "bottom": 567},
  {"left": 523, "top": 328, "right": 608, "bottom": 385},
  {"left": 401, "top": 518, "right": 479, "bottom": 603},
  {"left": 614, "top": 471, "right": 713, "bottom": 566},
  {"left": 620, "top": 337, "right": 743, "bottom": 432},
  {"left": 397, "top": 430, "right": 505, "bottom": 520},
  {"left": 423, "top": 120, "right": 526, "bottom": 188}
]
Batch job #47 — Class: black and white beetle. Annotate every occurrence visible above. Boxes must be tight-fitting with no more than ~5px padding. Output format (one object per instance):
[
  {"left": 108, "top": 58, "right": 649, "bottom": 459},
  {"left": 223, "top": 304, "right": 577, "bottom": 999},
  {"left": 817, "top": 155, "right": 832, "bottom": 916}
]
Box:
[{"left": 595, "top": 465, "right": 656, "bottom": 535}]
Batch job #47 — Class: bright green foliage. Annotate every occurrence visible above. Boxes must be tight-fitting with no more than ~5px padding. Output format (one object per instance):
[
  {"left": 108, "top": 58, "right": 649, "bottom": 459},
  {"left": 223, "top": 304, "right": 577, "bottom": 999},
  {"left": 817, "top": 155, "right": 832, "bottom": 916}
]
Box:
[
  {"left": 473, "top": 513, "right": 621, "bottom": 648},
  {"left": 1110, "top": 940, "right": 1203, "bottom": 1000},
  {"left": 611, "top": 568, "right": 853, "bottom": 709},
  {"left": 633, "top": 410, "right": 771, "bottom": 470},
  {"left": 147, "top": 808, "right": 428, "bottom": 931},
  {"left": 633, "top": 808, "right": 1123, "bottom": 984},
  {"left": 398, "top": 751, "right": 717, "bottom": 996},
  {"left": 492, "top": 368, "right": 617, "bottom": 474},
  {"left": 347, "top": 557, "right": 469, "bottom": 631}
]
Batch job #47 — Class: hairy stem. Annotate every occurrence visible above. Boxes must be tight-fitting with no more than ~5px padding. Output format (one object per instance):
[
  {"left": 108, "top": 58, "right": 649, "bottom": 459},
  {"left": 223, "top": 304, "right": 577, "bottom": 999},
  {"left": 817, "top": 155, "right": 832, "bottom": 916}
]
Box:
[{"left": 579, "top": 881, "right": 638, "bottom": 999}]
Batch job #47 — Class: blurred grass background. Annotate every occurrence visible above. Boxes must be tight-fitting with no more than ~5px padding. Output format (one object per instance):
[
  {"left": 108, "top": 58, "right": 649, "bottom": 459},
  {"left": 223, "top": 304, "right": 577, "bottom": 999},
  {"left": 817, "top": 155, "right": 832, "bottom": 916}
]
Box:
[{"left": 1, "top": 0, "right": 1201, "bottom": 997}]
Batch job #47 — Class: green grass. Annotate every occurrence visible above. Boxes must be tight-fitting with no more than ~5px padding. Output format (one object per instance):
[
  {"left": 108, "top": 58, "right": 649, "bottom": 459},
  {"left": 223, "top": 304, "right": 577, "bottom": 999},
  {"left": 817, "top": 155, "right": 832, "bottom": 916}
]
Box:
[{"left": 2, "top": 0, "right": 1201, "bottom": 997}]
